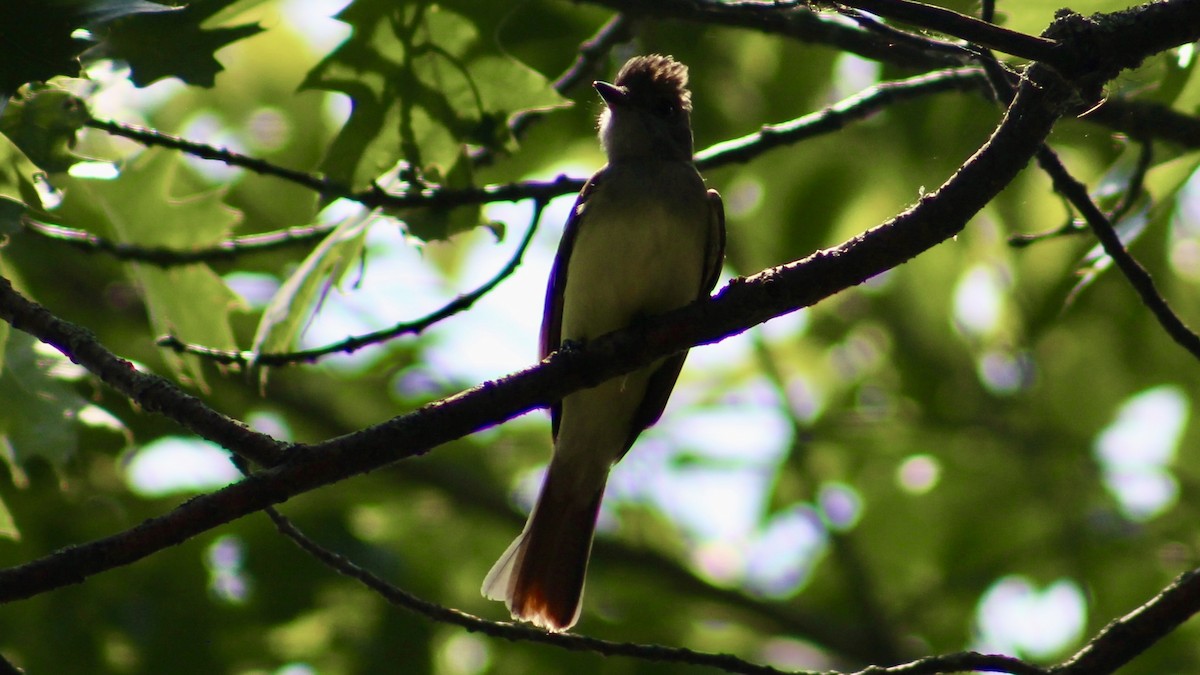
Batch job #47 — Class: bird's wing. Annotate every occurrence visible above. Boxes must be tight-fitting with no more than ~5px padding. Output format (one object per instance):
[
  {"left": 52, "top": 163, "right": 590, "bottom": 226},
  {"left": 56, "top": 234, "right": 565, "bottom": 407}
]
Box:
[
  {"left": 541, "top": 169, "right": 606, "bottom": 439},
  {"left": 702, "top": 189, "right": 726, "bottom": 294}
]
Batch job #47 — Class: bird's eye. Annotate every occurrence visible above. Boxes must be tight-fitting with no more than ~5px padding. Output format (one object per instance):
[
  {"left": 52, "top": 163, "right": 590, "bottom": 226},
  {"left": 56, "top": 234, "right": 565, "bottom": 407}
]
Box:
[{"left": 655, "top": 100, "right": 677, "bottom": 118}]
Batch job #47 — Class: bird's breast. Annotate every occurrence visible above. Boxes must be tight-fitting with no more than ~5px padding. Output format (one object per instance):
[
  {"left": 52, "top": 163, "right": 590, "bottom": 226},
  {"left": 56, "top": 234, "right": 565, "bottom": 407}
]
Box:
[{"left": 559, "top": 162, "right": 711, "bottom": 342}]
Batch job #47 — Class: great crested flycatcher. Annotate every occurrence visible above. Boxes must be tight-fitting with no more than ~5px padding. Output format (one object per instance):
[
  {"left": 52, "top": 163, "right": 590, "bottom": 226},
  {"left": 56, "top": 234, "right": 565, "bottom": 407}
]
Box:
[{"left": 482, "top": 54, "right": 725, "bottom": 632}]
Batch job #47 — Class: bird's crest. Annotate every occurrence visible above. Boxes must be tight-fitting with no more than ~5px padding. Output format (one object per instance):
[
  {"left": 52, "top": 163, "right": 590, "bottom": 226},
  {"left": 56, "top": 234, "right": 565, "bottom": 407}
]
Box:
[{"left": 614, "top": 54, "right": 692, "bottom": 112}]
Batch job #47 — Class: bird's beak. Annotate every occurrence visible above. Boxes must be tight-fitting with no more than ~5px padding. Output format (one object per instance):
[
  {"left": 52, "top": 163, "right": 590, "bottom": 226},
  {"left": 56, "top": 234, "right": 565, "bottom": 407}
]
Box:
[{"left": 593, "top": 80, "right": 628, "bottom": 107}]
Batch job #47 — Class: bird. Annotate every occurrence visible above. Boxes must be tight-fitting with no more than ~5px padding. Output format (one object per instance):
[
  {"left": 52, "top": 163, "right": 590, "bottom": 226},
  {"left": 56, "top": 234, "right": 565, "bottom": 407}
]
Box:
[{"left": 481, "top": 54, "right": 725, "bottom": 632}]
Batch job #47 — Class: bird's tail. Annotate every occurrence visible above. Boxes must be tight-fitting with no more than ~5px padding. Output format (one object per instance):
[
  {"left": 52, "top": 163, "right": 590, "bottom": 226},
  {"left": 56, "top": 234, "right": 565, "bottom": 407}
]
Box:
[{"left": 481, "top": 455, "right": 607, "bottom": 632}]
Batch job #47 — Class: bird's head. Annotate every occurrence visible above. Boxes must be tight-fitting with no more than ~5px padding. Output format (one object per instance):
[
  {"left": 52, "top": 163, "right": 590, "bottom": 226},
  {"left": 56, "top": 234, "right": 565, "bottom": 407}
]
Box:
[{"left": 595, "top": 54, "right": 694, "bottom": 162}]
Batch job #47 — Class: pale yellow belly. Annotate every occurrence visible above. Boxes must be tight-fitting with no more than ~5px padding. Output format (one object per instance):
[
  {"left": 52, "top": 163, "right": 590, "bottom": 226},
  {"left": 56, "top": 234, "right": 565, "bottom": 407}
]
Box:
[{"left": 559, "top": 164, "right": 710, "bottom": 342}]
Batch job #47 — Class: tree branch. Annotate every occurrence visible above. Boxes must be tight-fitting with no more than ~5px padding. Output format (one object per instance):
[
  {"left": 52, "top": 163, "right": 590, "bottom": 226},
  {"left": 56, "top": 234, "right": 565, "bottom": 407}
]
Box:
[
  {"left": 69, "top": 66, "right": 983, "bottom": 271},
  {"left": 85, "top": 117, "right": 349, "bottom": 198},
  {"left": 508, "top": 14, "right": 633, "bottom": 141},
  {"left": 1086, "top": 98, "right": 1200, "bottom": 148},
  {"left": 264, "top": 507, "right": 794, "bottom": 675},
  {"left": 696, "top": 67, "right": 986, "bottom": 168},
  {"left": 157, "top": 200, "right": 547, "bottom": 367},
  {"left": 86, "top": 114, "right": 588, "bottom": 212},
  {"left": 578, "top": 0, "right": 962, "bottom": 69},
  {"left": 267, "top": 503, "right": 1062, "bottom": 674},
  {"left": 0, "top": 276, "right": 286, "bottom": 467},
  {"left": 853, "top": 652, "right": 1046, "bottom": 675},
  {"left": 836, "top": 0, "right": 1059, "bottom": 63},
  {"left": 1033, "top": 142, "right": 1200, "bottom": 360},
  {"left": 20, "top": 215, "right": 336, "bottom": 265},
  {"left": 1054, "top": 568, "right": 1200, "bottom": 674}
]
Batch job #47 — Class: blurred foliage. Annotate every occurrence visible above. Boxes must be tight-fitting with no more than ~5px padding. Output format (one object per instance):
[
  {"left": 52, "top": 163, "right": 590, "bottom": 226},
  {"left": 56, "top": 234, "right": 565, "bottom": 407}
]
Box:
[{"left": 2, "top": 0, "right": 1200, "bottom": 674}]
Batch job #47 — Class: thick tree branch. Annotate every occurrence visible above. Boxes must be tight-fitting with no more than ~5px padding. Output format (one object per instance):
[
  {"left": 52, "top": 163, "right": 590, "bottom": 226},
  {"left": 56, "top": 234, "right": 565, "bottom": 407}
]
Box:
[{"left": 1054, "top": 568, "right": 1200, "bottom": 674}]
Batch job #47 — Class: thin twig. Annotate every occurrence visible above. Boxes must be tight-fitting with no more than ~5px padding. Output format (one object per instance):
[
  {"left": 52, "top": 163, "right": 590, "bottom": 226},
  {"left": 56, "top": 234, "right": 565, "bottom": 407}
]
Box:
[
  {"left": 853, "top": 652, "right": 1047, "bottom": 675},
  {"left": 580, "top": 0, "right": 960, "bottom": 69},
  {"left": 696, "top": 67, "right": 986, "bottom": 168},
  {"left": 508, "top": 14, "right": 632, "bottom": 141},
  {"left": 1034, "top": 143, "right": 1200, "bottom": 360},
  {"left": 82, "top": 85, "right": 1200, "bottom": 272},
  {"left": 158, "top": 200, "right": 547, "bottom": 366},
  {"left": 87, "top": 114, "right": 587, "bottom": 212},
  {"left": 1108, "top": 139, "right": 1153, "bottom": 226},
  {"left": 1006, "top": 218, "right": 1087, "bottom": 248},
  {"left": 834, "top": 6, "right": 972, "bottom": 62},
  {"left": 20, "top": 216, "right": 336, "bottom": 266},
  {"left": 1007, "top": 141, "right": 1152, "bottom": 249},
  {"left": 45, "top": 68, "right": 980, "bottom": 276},
  {"left": 86, "top": 117, "right": 351, "bottom": 197},
  {"left": 834, "top": 0, "right": 1059, "bottom": 63},
  {"left": 265, "top": 503, "right": 1049, "bottom": 674},
  {"left": 264, "top": 506, "right": 792, "bottom": 674},
  {"left": 1086, "top": 98, "right": 1200, "bottom": 148}
]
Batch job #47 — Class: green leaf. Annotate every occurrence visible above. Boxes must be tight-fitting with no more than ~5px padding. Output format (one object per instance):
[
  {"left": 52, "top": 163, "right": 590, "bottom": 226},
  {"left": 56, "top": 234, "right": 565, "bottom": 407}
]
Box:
[
  {"left": 250, "top": 204, "right": 373, "bottom": 358},
  {"left": 1143, "top": 149, "right": 1200, "bottom": 206},
  {"left": 0, "top": 131, "right": 44, "bottom": 216},
  {"left": 301, "top": 1, "right": 570, "bottom": 206},
  {"left": 0, "top": 332, "right": 89, "bottom": 469},
  {"left": 1166, "top": 48, "right": 1200, "bottom": 114},
  {"left": 0, "top": 86, "right": 90, "bottom": 174},
  {"left": 89, "top": 0, "right": 263, "bottom": 87},
  {"left": 60, "top": 149, "right": 245, "bottom": 386}
]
